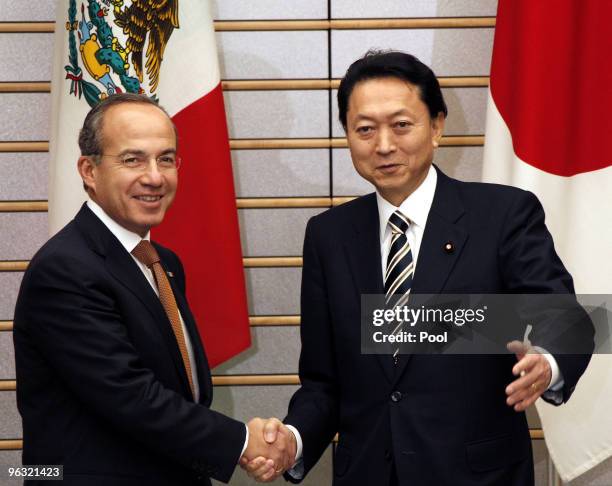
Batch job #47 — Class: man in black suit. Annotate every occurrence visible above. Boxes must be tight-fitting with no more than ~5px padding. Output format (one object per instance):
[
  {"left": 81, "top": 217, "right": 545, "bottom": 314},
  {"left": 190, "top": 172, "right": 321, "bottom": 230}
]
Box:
[
  {"left": 13, "top": 93, "right": 296, "bottom": 485},
  {"left": 244, "top": 51, "right": 593, "bottom": 485}
]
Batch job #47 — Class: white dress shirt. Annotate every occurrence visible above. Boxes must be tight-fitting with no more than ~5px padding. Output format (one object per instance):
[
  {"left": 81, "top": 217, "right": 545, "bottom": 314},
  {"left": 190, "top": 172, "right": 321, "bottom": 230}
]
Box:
[{"left": 289, "top": 165, "right": 564, "bottom": 477}]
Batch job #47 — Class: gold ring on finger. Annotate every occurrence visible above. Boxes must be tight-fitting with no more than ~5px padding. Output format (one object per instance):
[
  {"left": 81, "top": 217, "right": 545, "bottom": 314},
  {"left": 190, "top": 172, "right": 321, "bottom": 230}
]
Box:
[{"left": 531, "top": 382, "right": 539, "bottom": 391}]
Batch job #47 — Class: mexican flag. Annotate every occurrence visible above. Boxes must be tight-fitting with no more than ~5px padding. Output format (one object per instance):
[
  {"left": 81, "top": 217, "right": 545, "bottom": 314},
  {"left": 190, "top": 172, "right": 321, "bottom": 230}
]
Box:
[
  {"left": 482, "top": 0, "right": 612, "bottom": 481},
  {"left": 49, "top": 0, "right": 250, "bottom": 367}
]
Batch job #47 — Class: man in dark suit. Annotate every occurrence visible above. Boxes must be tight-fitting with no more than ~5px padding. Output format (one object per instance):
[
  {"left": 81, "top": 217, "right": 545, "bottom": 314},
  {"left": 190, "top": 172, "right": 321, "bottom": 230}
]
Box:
[
  {"left": 243, "top": 51, "right": 593, "bottom": 485},
  {"left": 13, "top": 93, "right": 296, "bottom": 485}
]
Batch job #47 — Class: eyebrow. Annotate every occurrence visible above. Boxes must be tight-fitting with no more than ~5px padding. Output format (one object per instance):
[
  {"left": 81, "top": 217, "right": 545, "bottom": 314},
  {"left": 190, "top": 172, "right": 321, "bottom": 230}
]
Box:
[
  {"left": 353, "top": 109, "right": 413, "bottom": 121},
  {"left": 118, "top": 148, "right": 177, "bottom": 156},
  {"left": 159, "top": 148, "right": 177, "bottom": 155}
]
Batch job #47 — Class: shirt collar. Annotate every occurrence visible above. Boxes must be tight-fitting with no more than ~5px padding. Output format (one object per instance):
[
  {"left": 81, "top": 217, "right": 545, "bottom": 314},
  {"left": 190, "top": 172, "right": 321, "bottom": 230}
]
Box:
[
  {"left": 86, "top": 199, "right": 150, "bottom": 253},
  {"left": 376, "top": 164, "right": 437, "bottom": 242}
]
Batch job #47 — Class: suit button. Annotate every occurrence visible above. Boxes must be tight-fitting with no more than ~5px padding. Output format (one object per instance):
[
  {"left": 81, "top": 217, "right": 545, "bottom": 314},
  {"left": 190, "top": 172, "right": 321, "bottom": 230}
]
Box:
[{"left": 391, "top": 391, "right": 402, "bottom": 402}]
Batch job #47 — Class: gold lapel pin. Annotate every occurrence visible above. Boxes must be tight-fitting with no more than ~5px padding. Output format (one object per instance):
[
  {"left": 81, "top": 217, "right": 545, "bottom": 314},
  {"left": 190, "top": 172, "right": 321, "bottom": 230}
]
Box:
[
  {"left": 444, "top": 241, "right": 454, "bottom": 253},
  {"left": 167, "top": 271, "right": 174, "bottom": 277}
]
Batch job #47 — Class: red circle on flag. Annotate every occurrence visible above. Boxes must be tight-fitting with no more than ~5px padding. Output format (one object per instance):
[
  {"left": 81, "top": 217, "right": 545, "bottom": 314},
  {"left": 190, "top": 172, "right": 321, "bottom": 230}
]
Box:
[{"left": 490, "top": 1, "right": 612, "bottom": 177}]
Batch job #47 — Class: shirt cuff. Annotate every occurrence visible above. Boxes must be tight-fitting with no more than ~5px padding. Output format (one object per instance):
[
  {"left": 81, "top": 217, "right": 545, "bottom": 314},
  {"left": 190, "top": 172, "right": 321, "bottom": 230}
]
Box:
[
  {"left": 533, "top": 346, "right": 564, "bottom": 390},
  {"left": 284, "top": 424, "right": 305, "bottom": 479},
  {"left": 239, "top": 424, "right": 249, "bottom": 461},
  {"left": 284, "top": 424, "right": 303, "bottom": 461}
]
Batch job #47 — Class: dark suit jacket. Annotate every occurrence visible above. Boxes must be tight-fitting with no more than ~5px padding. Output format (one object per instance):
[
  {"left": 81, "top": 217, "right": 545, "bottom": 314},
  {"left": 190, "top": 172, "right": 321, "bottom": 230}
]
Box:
[
  {"left": 285, "top": 168, "right": 593, "bottom": 486},
  {"left": 13, "top": 205, "right": 245, "bottom": 486}
]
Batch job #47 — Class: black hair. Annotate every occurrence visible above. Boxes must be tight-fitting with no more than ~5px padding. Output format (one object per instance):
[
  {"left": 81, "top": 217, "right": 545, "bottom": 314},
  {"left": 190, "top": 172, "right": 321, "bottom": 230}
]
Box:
[{"left": 337, "top": 49, "right": 448, "bottom": 129}]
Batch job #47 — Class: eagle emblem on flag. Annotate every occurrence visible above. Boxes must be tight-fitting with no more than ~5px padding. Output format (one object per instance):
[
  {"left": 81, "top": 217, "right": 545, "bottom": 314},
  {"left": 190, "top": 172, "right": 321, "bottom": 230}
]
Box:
[{"left": 64, "top": 0, "right": 179, "bottom": 107}]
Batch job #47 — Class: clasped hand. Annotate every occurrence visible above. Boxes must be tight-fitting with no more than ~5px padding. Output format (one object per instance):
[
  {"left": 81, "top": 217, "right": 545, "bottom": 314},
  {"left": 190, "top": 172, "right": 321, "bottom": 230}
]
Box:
[{"left": 240, "top": 417, "right": 297, "bottom": 482}]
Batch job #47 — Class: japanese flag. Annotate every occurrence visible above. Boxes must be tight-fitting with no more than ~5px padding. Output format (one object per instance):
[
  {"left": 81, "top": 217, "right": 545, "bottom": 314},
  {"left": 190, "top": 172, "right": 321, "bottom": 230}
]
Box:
[{"left": 482, "top": 0, "right": 612, "bottom": 480}]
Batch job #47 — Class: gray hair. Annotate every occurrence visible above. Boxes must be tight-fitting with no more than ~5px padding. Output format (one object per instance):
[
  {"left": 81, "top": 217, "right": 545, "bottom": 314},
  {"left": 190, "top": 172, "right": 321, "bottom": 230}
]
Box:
[{"left": 78, "top": 93, "right": 178, "bottom": 164}]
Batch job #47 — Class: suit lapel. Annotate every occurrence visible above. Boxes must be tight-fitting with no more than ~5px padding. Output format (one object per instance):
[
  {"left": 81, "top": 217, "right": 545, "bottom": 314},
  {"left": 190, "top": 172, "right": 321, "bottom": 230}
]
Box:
[
  {"left": 411, "top": 169, "right": 468, "bottom": 294},
  {"left": 105, "top": 241, "right": 168, "bottom": 325},
  {"left": 74, "top": 205, "right": 194, "bottom": 399},
  {"left": 344, "top": 194, "right": 384, "bottom": 294},
  {"left": 342, "top": 195, "right": 395, "bottom": 382},
  {"left": 392, "top": 169, "right": 468, "bottom": 385}
]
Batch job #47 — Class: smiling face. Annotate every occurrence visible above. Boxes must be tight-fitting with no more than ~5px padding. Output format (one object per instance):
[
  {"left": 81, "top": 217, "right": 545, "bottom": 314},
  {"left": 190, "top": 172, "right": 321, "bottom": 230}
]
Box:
[
  {"left": 345, "top": 77, "right": 445, "bottom": 206},
  {"left": 78, "top": 103, "right": 178, "bottom": 237}
]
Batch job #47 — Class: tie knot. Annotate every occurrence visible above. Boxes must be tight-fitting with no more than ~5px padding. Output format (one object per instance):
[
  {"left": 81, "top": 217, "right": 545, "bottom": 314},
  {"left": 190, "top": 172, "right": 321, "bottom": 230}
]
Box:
[
  {"left": 131, "top": 240, "right": 160, "bottom": 268},
  {"left": 388, "top": 210, "right": 410, "bottom": 234}
]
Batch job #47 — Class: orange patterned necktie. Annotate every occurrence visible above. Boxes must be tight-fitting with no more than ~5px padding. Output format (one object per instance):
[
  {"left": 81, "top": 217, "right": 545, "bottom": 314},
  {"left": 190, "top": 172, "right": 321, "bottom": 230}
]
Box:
[{"left": 131, "top": 240, "right": 195, "bottom": 399}]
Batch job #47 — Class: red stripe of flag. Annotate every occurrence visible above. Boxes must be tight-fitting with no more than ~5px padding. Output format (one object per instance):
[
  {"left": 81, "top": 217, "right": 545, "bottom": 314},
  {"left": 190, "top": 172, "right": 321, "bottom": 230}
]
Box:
[{"left": 154, "top": 83, "right": 250, "bottom": 368}]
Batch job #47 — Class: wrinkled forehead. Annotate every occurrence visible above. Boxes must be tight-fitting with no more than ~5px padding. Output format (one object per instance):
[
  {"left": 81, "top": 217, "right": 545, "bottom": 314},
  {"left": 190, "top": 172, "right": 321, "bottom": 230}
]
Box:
[{"left": 100, "top": 103, "right": 178, "bottom": 150}]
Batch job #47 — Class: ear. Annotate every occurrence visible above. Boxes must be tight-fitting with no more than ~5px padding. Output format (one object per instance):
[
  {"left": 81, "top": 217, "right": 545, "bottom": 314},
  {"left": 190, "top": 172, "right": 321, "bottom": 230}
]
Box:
[
  {"left": 78, "top": 156, "right": 97, "bottom": 194},
  {"left": 431, "top": 112, "right": 445, "bottom": 147}
]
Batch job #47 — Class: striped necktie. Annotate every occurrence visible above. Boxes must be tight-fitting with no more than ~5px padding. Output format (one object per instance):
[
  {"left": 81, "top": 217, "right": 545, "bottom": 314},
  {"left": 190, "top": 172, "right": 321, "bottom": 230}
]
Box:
[
  {"left": 384, "top": 210, "right": 414, "bottom": 362},
  {"left": 132, "top": 240, "right": 196, "bottom": 399}
]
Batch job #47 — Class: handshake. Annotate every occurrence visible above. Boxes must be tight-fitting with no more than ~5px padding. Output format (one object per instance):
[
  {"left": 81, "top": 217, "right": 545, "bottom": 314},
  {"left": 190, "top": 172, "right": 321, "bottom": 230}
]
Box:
[{"left": 240, "top": 417, "right": 298, "bottom": 482}]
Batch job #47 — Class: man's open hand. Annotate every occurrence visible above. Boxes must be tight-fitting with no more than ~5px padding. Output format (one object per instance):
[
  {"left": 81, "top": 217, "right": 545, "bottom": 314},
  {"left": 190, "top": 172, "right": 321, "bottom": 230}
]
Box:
[{"left": 505, "top": 340, "right": 552, "bottom": 412}]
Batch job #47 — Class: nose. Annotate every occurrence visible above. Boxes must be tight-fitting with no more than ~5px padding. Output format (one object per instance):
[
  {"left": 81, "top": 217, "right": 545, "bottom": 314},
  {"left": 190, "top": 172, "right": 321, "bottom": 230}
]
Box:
[
  {"left": 375, "top": 127, "right": 397, "bottom": 155},
  {"left": 140, "top": 159, "right": 164, "bottom": 186}
]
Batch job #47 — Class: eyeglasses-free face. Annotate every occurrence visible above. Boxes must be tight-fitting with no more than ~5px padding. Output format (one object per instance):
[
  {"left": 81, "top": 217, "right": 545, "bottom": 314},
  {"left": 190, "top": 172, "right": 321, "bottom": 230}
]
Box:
[{"left": 345, "top": 77, "right": 444, "bottom": 207}]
